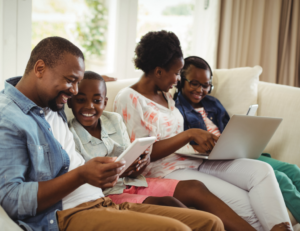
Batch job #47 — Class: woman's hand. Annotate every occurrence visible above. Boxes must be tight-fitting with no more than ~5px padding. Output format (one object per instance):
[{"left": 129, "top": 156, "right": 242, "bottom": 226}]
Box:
[
  {"left": 188, "top": 129, "right": 219, "bottom": 154},
  {"left": 120, "top": 150, "right": 150, "bottom": 178}
]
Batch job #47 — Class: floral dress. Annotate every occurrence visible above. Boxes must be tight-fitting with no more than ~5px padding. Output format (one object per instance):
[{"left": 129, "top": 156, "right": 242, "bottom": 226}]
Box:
[{"left": 113, "top": 87, "right": 203, "bottom": 178}]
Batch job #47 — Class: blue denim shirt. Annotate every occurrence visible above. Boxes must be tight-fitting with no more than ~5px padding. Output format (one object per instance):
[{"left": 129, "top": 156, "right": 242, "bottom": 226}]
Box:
[
  {"left": 175, "top": 92, "right": 230, "bottom": 144},
  {"left": 0, "top": 77, "right": 69, "bottom": 231}
]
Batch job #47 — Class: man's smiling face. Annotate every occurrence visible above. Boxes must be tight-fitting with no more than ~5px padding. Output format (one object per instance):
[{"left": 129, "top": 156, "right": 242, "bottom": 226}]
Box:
[{"left": 38, "top": 53, "right": 85, "bottom": 111}]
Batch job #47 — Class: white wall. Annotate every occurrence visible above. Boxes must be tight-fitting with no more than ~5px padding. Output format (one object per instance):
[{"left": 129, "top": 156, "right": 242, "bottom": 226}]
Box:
[
  {"left": 0, "top": 0, "right": 31, "bottom": 90},
  {"left": 192, "top": 0, "right": 221, "bottom": 69}
]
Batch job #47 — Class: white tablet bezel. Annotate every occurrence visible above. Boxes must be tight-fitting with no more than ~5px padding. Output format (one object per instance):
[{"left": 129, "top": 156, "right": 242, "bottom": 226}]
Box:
[{"left": 115, "top": 136, "right": 156, "bottom": 175}]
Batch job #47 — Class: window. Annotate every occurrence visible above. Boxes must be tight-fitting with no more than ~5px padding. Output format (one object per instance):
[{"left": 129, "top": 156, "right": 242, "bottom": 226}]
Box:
[
  {"left": 1, "top": 0, "right": 218, "bottom": 84},
  {"left": 32, "top": 0, "right": 117, "bottom": 74},
  {"left": 137, "top": 0, "right": 195, "bottom": 57}
]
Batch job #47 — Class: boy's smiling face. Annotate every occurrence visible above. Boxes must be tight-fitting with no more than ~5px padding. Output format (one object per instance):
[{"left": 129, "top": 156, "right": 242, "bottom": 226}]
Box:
[{"left": 68, "top": 79, "right": 107, "bottom": 128}]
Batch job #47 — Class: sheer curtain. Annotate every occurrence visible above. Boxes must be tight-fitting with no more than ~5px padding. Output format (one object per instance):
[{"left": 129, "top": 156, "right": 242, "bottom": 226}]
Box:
[{"left": 216, "top": 0, "right": 300, "bottom": 87}]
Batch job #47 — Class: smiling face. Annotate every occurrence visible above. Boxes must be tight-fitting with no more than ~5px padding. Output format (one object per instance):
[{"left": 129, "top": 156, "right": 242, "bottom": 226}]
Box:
[
  {"left": 68, "top": 79, "right": 107, "bottom": 128},
  {"left": 181, "top": 65, "right": 211, "bottom": 108},
  {"left": 155, "top": 57, "right": 184, "bottom": 92},
  {"left": 37, "top": 53, "right": 85, "bottom": 111}
]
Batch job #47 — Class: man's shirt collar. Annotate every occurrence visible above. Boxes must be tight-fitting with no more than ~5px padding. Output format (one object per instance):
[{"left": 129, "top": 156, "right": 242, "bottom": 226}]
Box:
[{"left": 72, "top": 113, "right": 116, "bottom": 145}]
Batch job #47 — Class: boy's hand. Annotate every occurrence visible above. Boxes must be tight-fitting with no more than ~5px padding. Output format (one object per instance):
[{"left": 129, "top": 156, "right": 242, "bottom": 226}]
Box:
[
  {"left": 102, "top": 75, "right": 117, "bottom": 82},
  {"left": 78, "top": 157, "right": 125, "bottom": 189},
  {"left": 120, "top": 151, "right": 150, "bottom": 178}
]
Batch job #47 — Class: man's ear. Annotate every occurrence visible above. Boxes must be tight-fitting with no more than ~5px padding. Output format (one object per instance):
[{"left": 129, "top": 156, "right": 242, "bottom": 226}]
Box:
[
  {"left": 67, "top": 98, "right": 72, "bottom": 108},
  {"left": 104, "top": 97, "right": 108, "bottom": 108},
  {"left": 34, "top": 59, "right": 46, "bottom": 78}
]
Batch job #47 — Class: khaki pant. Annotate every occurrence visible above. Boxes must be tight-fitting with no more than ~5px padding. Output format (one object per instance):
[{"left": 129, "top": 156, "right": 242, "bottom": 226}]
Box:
[{"left": 57, "top": 197, "right": 224, "bottom": 231}]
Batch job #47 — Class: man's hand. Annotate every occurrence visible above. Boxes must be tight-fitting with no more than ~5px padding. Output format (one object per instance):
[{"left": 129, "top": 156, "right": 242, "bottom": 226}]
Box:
[
  {"left": 120, "top": 151, "right": 150, "bottom": 178},
  {"left": 102, "top": 75, "right": 117, "bottom": 82},
  {"left": 188, "top": 129, "right": 219, "bottom": 154},
  {"left": 78, "top": 157, "right": 125, "bottom": 189}
]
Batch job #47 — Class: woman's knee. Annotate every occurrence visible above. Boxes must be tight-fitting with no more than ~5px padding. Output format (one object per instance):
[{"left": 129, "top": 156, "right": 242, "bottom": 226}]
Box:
[
  {"left": 175, "top": 180, "right": 211, "bottom": 205},
  {"left": 180, "top": 180, "right": 210, "bottom": 194},
  {"left": 144, "top": 196, "right": 185, "bottom": 207}
]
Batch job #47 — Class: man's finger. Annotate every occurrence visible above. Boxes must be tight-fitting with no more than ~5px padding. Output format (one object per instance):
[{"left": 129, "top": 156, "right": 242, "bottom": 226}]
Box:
[
  {"left": 99, "top": 171, "right": 120, "bottom": 183},
  {"left": 98, "top": 162, "right": 125, "bottom": 173},
  {"left": 94, "top": 156, "right": 118, "bottom": 163}
]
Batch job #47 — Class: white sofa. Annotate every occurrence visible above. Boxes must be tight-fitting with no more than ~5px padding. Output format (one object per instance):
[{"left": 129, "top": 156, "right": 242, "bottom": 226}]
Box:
[{"left": 1, "top": 66, "right": 300, "bottom": 230}]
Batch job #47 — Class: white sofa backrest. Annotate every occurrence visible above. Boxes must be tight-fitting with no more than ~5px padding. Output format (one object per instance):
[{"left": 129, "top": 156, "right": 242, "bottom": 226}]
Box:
[
  {"left": 257, "top": 81, "right": 300, "bottom": 166},
  {"left": 64, "top": 67, "right": 300, "bottom": 167}
]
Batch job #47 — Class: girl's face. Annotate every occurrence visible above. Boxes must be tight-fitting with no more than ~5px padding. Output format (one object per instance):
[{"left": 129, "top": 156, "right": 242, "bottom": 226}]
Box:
[
  {"left": 181, "top": 65, "right": 211, "bottom": 108},
  {"left": 156, "top": 57, "right": 184, "bottom": 92}
]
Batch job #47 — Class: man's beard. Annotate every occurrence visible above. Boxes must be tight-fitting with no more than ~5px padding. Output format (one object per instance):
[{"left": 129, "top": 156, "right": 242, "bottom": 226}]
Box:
[{"left": 48, "top": 91, "right": 72, "bottom": 112}]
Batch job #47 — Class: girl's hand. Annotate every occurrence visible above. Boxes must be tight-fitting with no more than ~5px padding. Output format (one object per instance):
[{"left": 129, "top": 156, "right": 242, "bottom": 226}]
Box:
[
  {"left": 119, "top": 150, "right": 150, "bottom": 178},
  {"left": 188, "top": 129, "right": 219, "bottom": 154}
]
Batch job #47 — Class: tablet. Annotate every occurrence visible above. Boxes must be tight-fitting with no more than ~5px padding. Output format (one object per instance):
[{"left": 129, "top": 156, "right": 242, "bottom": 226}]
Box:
[{"left": 115, "top": 136, "right": 156, "bottom": 175}]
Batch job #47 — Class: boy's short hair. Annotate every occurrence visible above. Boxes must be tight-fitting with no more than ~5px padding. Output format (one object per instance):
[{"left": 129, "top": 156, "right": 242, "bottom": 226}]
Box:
[{"left": 83, "top": 71, "right": 107, "bottom": 96}]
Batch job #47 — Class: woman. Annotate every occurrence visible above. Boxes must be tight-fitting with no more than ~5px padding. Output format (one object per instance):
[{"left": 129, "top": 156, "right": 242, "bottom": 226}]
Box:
[{"left": 113, "top": 30, "right": 291, "bottom": 231}]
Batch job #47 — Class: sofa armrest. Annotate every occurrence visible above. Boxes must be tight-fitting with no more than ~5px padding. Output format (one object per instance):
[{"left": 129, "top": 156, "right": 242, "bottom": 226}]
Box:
[
  {"left": 257, "top": 81, "right": 300, "bottom": 166},
  {"left": 0, "top": 206, "right": 22, "bottom": 231}
]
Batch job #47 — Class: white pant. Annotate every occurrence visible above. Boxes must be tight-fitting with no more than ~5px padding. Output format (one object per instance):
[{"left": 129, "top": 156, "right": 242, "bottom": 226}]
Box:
[{"left": 165, "top": 158, "right": 291, "bottom": 231}]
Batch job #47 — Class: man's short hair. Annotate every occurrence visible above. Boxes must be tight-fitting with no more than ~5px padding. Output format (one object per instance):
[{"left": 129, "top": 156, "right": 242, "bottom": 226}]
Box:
[
  {"left": 83, "top": 71, "right": 107, "bottom": 96},
  {"left": 25, "top": 36, "right": 84, "bottom": 75}
]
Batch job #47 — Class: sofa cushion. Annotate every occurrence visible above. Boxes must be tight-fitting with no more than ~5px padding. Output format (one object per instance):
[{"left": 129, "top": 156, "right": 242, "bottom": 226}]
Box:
[
  {"left": 0, "top": 206, "right": 22, "bottom": 231},
  {"left": 65, "top": 66, "right": 263, "bottom": 120},
  {"left": 210, "top": 66, "right": 262, "bottom": 117}
]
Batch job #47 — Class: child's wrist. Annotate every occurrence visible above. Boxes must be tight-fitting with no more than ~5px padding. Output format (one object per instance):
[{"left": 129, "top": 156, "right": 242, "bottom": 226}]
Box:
[{"left": 186, "top": 129, "right": 195, "bottom": 142}]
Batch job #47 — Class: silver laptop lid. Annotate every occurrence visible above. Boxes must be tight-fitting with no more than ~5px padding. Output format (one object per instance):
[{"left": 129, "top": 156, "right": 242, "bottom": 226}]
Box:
[{"left": 208, "top": 115, "right": 282, "bottom": 160}]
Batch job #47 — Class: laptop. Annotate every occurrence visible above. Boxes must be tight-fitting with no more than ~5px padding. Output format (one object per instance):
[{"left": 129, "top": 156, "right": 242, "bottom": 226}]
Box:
[{"left": 175, "top": 114, "right": 282, "bottom": 160}]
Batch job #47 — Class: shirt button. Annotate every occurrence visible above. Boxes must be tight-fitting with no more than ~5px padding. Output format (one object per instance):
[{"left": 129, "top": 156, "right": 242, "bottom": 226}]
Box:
[
  {"left": 61, "top": 147, "right": 63, "bottom": 149},
  {"left": 40, "top": 110, "right": 43, "bottom": 114},
  {"left": 210, "top": 117, "right": 213, "bottom": 120},
  {"left": 50, "top": 220, "right": 54, "bottom": 224},
  {"left": 65, "top": 167, "right": 68, "bottom": 169},
  {"left": 48, "top": 128, "right": 51, "bottom": 131}
]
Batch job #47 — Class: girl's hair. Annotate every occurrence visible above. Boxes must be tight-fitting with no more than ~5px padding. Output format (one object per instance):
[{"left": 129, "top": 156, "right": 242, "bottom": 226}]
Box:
[
  {"left": 173, "top": 56, "right": 212, "bottom": 100},
  {"left": 134, "top": 30, "right": 183, "bottom": 75}
]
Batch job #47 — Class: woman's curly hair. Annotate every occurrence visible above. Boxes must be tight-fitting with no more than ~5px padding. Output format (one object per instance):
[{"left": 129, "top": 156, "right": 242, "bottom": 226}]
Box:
[{"left": 134, "top": 30, "right": 183, "bottom": 75}]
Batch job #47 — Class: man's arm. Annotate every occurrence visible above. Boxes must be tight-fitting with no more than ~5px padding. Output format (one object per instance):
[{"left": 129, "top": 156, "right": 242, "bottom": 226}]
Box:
[
  {"left": 37, "top": 157, "right": 125, "bottom": 213},
  {"left": 0, "top": 120, "right": 125, "bottom": 217}
]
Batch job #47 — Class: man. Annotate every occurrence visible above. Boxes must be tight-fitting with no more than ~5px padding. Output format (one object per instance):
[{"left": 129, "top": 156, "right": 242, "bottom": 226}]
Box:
[{"left": 0, "top": 37, "right": 223, "bottom": 231}]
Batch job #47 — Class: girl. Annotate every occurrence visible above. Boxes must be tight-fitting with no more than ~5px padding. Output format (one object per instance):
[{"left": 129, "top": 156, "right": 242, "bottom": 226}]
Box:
[
  {"left": 174, "top": 55, "right": 300, "bottom": 226},
  {"left": 113, "top": 30, "right": 291, "bottom": 231}
]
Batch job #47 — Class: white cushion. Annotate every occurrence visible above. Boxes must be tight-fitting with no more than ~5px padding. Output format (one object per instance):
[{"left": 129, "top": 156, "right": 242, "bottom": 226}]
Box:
[
  {"left": 210, "top": 66, "right": 262, "bottom": 117},
  {"left": 0, "top": 206, "right": 22, "bottom": 231}
]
